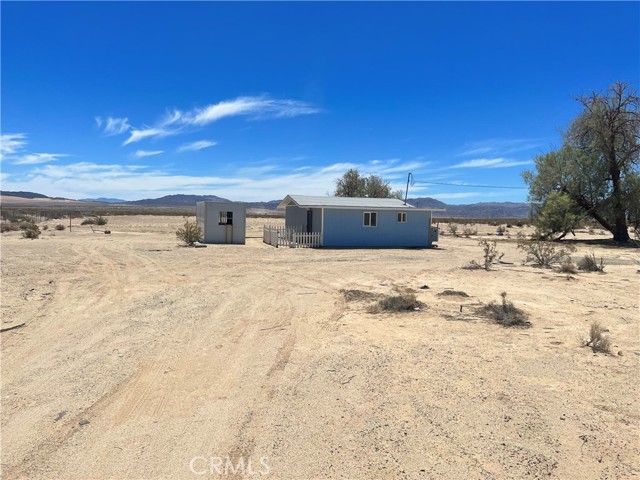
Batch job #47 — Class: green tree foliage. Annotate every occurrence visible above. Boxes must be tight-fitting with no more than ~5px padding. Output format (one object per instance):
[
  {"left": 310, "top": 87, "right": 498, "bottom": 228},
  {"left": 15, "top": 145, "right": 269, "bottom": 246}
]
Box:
[
  {"left": 533, "top": 191, "right": 584, "bottom": 240},
  {"left": 334, "top": 168, "right": 402, "bottom": 199},
  {"left": 523, "top": 82, "right": 639, "bottom": 242}
]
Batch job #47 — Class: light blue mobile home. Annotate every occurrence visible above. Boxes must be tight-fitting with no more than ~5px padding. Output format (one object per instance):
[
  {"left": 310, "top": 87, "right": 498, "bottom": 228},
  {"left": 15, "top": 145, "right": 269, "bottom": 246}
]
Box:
[{"left": 278, "top": 195, "right": 440, "bottom": 248}]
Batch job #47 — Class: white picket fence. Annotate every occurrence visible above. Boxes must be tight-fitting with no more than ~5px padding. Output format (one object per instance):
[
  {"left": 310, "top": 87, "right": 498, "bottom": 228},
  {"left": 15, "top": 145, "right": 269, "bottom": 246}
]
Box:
[{"left": 263, "top": 226, "right": 321, "bottom": 248}]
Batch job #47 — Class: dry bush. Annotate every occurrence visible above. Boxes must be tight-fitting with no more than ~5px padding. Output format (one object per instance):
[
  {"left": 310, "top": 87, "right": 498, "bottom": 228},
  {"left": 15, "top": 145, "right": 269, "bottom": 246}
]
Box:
[
  {"left": 477, "top": 292, "right": 530, "bottom": 328},
  {"left": 479, "top": 240, "right": 504, "bottom": 270},
  {"left": 577, "top": 252, "right": 605, "bottom": 272},
  {"left": 21, "top": 224, "right": 41, "bottom": 239},
  {"left": 369, "top": 292, "right": 424, "bottom": 313},
  {"left": 42, "top": 225, "right": 49, "bottom": 230},
  {"left": 583, "top": 321, "right": 611, "bottom": 354},
  {"left": 1, "top": 223, "right": 21, "bottom": 233},
  {"left": 446, "top": 223, "right": 459, "bottom": 236},
  {"left": 462, "top": 225, "right": 477, "bottom": 237},
  {"left": 437, "top": 289, "right": 469, "bottom": 297},
  {"left": 176, "top": 220, "right": 203, "bottom": 246},
  {"left": 341, "top": 289, "right": 381, "bottom": 302},
  {"left": 461, "top": 260, "right": 483, "bottom": 270},
  {"left": 559, "top": 259, "right": 578, "bottom": 274},
  {"left": 55, "top": 224, "right": 66, "bottom": 231},
  {"left": 496, "top": 225, "right": 506, "bottom": 235},
  {"left": 517, "top": 238, "right": 576, "bottom": 268},
  {"left": 18, "top": 221, "right": 34, "bottom": 230},
  {"left": 81, "top": 218, "right": 96, "bottom": 225},
  {"left": 95, "top": 216, "right": 108, "bottom": 225}
]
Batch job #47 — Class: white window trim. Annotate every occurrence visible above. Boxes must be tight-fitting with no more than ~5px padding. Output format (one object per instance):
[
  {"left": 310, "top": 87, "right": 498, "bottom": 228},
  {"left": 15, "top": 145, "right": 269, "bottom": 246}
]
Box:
[
  {"left": 397, "top": 212, "right": 407, "bottom": 223},
  {"left": 363, "top": 211, "right": 378, "bottom": 227}
]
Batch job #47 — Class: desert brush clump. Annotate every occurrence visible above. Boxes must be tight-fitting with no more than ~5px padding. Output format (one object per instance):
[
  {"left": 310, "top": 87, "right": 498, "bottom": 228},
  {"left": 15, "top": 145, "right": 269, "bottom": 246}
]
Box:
[
  {"left": 94, "top": 216, "right": 108, "bottom": 226},
  {"left": 577, "top": 252, "right": 605, "bottom": 272},
  {"left": 461, "top": 260, "right": 483, "bottom": 270},
  {"left": 517, "top": 238, "right": 576, "bottom": 268},
  {"left": 479, "top": 240, "right": 504, "bottom": 270},
  {"left": 446, "top": 223, "right": 459, "bottom": 236},
  {"left": 368, "top": 292, "right": 424, "bottom": 313},
  {"left": 55, "top": 224, "right": 66, "bottom": 231},
  {"left": 462, "top": 225, "right": 477, "bottom": 237},
  {"left": 583, "top": 321, "right": 611, "bottom": 354},
  {"left": 21, "top": 224, "right": 41, "bottom": 239},
  {"left": 477, "top": 292, "right": 531, "bottom": 328},
  {"left": 1, "top": 223, "right": 21, "bottom": 233},
  {"left": 81, "top": 218, "right": 96, "bottom": 225},
  {"left": 559, "top": 259, "right": 578, "bottom": 274},
  {"left": 176, "top": 220, "right": 203, "bottom": 246}
]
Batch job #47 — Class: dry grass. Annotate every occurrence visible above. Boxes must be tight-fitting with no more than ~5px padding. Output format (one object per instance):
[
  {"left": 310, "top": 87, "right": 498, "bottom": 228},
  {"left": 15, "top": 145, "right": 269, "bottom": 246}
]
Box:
[
  {"left": 437, "top": 289, "right": 469, "bottom": 297},
  {"left": 578, "top": 252, "right": 605, "bottom": 272},
  {"left": 477, "top": 292, "right": 531, "bottom": 328},
  {"left": 559, "top": 259, "right": 578, "bottom": 274},
  {"left": 583, "top": 321, "right": 612, "bottom": 354},
  {"left": 340, "top": 289, "right": 381, "bottom": 302},
  {"left": 368, "top": 292, "right": 424, "bottom": 313}
]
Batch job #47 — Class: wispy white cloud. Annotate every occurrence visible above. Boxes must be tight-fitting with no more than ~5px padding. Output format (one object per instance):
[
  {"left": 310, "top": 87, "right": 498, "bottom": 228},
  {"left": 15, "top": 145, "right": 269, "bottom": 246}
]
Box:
[
  {"left": 124, "top": 127, "right": 174, "bottom": 146},
  {"left": 450, "top": 157, "right": 531, "bottom": 169},
  {"left": 120, "top": 95, "right": 321, "bottom": 145},
  {"left": 13, "top": 153, "right": 68, "bottom": 165},
  {"left": 459, "top": 138, "right": 543, "bottom": 157},
  {"left": 177, "top": 140, "right": 217, "bottom": 152},
  {"left": 0, "top": 133, "right": 28, "bottom": 158},
  {"left": 134, "top": 150, "right": 164, "bottom": 158},
  {"left": 96, "top": 116, "right": 131, "bottom": 136}
]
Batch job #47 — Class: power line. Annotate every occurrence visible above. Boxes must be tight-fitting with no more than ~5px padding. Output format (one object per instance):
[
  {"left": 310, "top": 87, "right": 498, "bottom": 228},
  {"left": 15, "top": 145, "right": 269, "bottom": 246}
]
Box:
[{"left": 413, "top": 180, "right": 527, "bottom": 190}]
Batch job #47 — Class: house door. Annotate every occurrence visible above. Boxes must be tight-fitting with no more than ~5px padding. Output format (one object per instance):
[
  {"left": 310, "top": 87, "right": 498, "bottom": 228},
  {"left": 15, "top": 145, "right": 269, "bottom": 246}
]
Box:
[{"left": 306, "top": 209, "right": 313, "bottom": 233}]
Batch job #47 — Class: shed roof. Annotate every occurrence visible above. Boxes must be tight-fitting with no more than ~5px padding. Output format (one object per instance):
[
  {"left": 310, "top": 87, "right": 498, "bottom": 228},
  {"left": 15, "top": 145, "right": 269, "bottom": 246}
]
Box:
[{"left": 278, "top": 195, "right": 441, "bottom": 211}]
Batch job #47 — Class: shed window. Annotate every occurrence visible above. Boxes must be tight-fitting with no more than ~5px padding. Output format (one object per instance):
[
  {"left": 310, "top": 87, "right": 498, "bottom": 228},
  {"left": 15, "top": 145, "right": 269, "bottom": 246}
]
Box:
[
  {"left": 397, "top": 212, "right": 407, "bottom": 223},
  {"left": 363, "top": 211, "right": 377, "bottom": 227},
  {"left": 218, "top": 211, "right": 233, "bottom": 225}
]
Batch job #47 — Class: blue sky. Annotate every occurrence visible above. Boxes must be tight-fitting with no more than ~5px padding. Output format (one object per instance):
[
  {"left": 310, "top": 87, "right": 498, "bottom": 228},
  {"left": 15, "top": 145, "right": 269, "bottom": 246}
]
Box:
[{"left": 1, "top": 2, "right": 638, "bottom": 203}]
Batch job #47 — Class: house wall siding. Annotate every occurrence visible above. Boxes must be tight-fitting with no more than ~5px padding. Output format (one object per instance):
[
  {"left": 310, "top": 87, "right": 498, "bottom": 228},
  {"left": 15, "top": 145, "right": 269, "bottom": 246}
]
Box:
[{"left": 322, "top": 208, "right": 430, "bottom": 247}]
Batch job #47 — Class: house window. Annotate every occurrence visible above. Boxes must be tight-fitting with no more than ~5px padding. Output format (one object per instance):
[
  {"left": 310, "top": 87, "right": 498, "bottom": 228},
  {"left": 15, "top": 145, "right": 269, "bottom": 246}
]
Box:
[
  {"left": 363, "top": 211, "right": 377, "bottom": 227},
  {"left": 218, "top": 211, "right": 233, "bottom": 225},
  {"left": 397, "top": 212, "right": 407, "bottom": 223}
]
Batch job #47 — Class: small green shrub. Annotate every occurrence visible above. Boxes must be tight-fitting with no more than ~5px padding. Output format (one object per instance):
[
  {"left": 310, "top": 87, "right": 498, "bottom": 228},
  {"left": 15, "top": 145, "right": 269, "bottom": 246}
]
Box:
[
  {"left": 577, "top": 252, "right": 605, "bottom": 272},
  {"left": 517, "top": 238, "right": 576, "bottom": 268},
  {"left": 176, "top": 220, "right": 203, "bottom": 246},
  {"left": 478, "top": 292, "right": 530, "bottom": 328},
  {"left": 81, "top": 218, "right": 96, "bottom": 225},
  {"left": 55, "top": 224, "right": 66, "bottom": 231},
  {"left": 583, "top": 321, "right": 611, "bottom": 354},
  {"left": 22, "top": 224, "right": 41, "bottom": 239},
  {"left": 94, "top": 216, "right": 108, "bottom": 226},
  {"left": 462, "top": 225, "right": 477, "bottom": 237}
]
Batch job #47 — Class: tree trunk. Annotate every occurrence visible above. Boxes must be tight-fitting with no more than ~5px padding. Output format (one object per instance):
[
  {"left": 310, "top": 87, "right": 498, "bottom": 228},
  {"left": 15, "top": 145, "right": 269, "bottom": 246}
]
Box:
[{"left": 609, "top": 142, "right": 630, "bottom": 242}]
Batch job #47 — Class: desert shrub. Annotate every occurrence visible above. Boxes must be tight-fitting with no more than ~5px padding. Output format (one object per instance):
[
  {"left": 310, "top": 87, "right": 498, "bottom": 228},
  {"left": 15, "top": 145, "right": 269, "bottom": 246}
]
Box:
[
  {"left": 446, "top": 223, "right": 459, "bottom": 236},
  {"left": 22, "top": 224, "right": 41, "bottom": 239},
  {"left": 461, "top": 260, "right": 483, "bottom": 270},
  {"left": 437, "top": 289, "right": 469, "bottom": 297},
  {"left": 176, "top": 220, "right": 203, "bottom": 246},
  {"left": 94, "top": 216, "right": 108, "bottom": 226},
  {"left": 42, "top": 225, "right": 49, "bottom": 230},
  {"left": 496, "top": 225, "right": 506, "bottom": 235},
  {"left": 577, "top": 252, "right": 605, "bottom": 272},
  {"left": 478, "top": 292, "right": 530, "bottom": 328},
  {"left": 559, "top": 259, "right": 578, "bottom": 274},
  {"left": 55, "top": 224, "right": 66, "bottom": 231},
  {"left": 583, "top": 321, "right": 611, "bottom": 354},
  {"left": 462, "top": 225, "right": 477, "bottom": 237},
  {"left": 1, "top": 223, "right": 21, "bottom": 233},
  {"left": 81, "top": 218, "right": 96, "bottom": 225},
  {"left": 517, "top": 238, "right": 576, "bottom": 268},
  {"left": 369, "top": 292, "right": 423, "bottom": 313},
  {"left": 479, "top": 240, "right": 504, "bottom": 270},
  {"left": 18, "top": 221, "right": 34, "bottom": 230},
  {"left": 515, "top": 220, "right": 525, "bottom": 228}
]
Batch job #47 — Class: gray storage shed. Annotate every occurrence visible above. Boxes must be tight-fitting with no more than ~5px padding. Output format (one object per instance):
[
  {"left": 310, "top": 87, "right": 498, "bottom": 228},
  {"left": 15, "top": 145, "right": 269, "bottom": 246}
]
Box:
[{"left": 196, "top": 201, "right": 246, "bottom": 244}]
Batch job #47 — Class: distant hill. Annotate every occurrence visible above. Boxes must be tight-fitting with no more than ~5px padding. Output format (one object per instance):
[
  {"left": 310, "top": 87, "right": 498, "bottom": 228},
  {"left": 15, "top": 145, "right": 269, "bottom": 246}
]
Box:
[
  {"left": 81, "top": 197, "right": 127, "bottom": 204},
  {"left": 125, "top": 194, "right": 230, "bottom": 206},
  {"left": 1, "top": 190, "right": 53, "bottom": 200}
]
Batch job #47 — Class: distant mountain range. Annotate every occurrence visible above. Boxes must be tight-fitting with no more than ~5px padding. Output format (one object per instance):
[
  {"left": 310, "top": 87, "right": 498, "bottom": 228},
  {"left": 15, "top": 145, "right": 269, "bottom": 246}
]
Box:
[{"left": 0, "top": 191, "right": 531, "bottom": 218}]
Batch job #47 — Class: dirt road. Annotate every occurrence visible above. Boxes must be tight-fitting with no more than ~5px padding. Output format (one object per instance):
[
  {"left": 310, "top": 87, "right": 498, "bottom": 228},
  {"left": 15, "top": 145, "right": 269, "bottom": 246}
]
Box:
[{"left": 1, "top": 217, "right": 638, "bottom": 479}]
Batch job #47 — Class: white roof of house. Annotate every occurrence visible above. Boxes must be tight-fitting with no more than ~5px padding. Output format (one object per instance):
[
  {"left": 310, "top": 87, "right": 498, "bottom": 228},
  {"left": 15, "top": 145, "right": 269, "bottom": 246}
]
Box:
[{"left": 278, "top": 195, "right": 441, "bottom": 211}]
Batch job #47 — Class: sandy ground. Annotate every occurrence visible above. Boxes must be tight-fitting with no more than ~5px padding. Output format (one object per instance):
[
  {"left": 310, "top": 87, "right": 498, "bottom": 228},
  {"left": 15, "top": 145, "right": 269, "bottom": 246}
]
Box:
[{"left": 1, "top": 216, "right": 639, "bottom": 479}]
